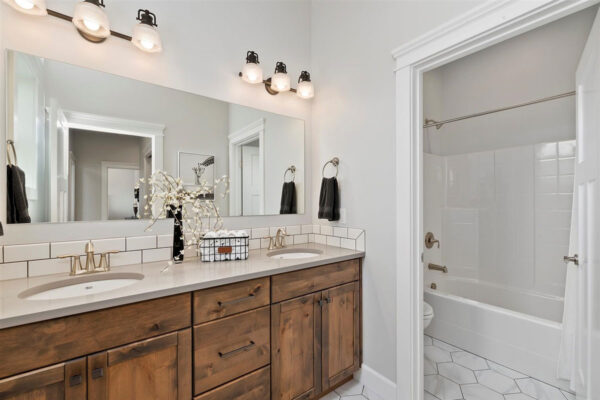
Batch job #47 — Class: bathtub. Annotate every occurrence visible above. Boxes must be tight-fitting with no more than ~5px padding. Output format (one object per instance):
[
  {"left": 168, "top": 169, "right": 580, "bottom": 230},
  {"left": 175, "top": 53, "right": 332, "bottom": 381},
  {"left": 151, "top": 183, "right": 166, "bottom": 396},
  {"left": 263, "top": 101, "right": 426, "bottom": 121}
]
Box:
[{"left": 424, "top": 274, "right": 569, "bottom": 390}]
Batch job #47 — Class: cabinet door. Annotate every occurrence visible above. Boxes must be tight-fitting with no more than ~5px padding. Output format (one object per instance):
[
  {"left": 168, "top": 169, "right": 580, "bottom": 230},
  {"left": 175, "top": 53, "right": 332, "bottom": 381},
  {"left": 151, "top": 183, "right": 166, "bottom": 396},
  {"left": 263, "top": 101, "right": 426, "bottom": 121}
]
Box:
[
  {"left": 88, "top": 329, "right": 192, "bottom": 400},
  {"left": 271, "top": 293, "right": 322, "bottom": 400},
  {"left": 0, "top": 358, "right": 86, "bottom": 400},
  {"left": 321, "top": 282, "right": 360, "bottom": 390}
]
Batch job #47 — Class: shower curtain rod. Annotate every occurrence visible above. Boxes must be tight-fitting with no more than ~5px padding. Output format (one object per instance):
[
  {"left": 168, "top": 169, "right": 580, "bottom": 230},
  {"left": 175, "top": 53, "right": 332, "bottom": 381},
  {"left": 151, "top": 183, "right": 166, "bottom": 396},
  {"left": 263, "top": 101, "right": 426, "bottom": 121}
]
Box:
[{"left": 423, "top": 90, "right": 576, "bottom": 129}]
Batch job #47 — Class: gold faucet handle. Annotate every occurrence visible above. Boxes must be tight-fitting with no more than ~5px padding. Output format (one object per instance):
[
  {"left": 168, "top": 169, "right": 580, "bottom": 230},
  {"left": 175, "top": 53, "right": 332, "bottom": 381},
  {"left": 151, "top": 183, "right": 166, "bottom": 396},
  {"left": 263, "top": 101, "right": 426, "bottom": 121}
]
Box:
[
  {"left": 98, "top": 250, "right": 120, "bottom": 271},
  {"left": 263, "top": 236, "right": 276, "bottom": 250},
  {"left": 58, "top": 254, "right": 83, "bottom": 275}
]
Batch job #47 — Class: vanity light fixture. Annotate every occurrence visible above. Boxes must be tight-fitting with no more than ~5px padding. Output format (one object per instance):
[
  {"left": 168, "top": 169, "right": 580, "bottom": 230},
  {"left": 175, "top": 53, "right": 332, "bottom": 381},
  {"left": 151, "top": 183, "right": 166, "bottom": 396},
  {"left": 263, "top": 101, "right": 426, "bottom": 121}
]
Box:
[
  {"left": 72, "top": 0, "right": 111, "bottom": 43},
  {"left": 131, "top": 9, "right": 162, "bottom": 53},
  {"left": 3, "top": 0, "right": 46, "bottom": 15},
  {"left": 238, "top": 51, "right": 314, "bottom": 99},
  {"left": 3, "top": 0, "right": 164, "bottom": 52}
]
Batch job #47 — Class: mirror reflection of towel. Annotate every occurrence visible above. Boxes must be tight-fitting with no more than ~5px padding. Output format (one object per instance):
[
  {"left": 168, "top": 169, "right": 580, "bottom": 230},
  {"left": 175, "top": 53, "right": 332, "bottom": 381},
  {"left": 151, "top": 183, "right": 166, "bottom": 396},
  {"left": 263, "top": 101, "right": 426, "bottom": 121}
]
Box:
[
  {"left": 280, "top": 182, "right": 297, "bottom": 214},
  {"left": 7, "top": 165, "right": 31, "bottom": 224},
  {"left": 318, "top": 177, "right": 340, "bottom": 221}
]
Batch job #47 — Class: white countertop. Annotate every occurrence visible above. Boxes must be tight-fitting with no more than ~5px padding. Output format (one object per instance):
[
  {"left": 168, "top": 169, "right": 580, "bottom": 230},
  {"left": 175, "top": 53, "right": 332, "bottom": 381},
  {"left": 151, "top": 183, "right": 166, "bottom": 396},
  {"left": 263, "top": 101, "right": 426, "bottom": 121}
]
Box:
[{"left": 0, "top": 243, "right": 364, "bottom": 329}]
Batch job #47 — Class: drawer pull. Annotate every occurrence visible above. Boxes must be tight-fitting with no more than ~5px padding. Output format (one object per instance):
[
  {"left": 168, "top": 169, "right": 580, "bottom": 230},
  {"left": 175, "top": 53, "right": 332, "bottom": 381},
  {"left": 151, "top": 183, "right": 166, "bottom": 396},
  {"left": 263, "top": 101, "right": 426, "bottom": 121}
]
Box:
[
  {"left": 218, "top": 293, "right": 255, "bottom": 307},
  {"left": 91, "top": 367, "right": 104, "bottom": 379},
  {"left": 218, "top": 341, "right": 255, "bottom": 359},
  {"left": 69, "top": 374, "right": 82, "bottom": 387}
]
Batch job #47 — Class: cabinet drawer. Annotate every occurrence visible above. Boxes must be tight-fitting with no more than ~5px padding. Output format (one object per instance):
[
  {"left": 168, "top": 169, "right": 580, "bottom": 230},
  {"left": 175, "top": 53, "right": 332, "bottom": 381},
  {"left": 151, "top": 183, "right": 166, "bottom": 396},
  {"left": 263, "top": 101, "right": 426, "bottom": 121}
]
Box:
[
  {"left": 194, "top": 307, "right": 270, "bottom": 395},
  {"left": 194, "top": 366, "right": 270, "bottom": 400},
  {"left": 0, "top": 293, "right": 191, "bottom": 379},
  {"left": 193, "top": 277, "right": 270, "bottom": 324},
  {"left": 272, "top": 259, "right": 360, "bottom": 303}
]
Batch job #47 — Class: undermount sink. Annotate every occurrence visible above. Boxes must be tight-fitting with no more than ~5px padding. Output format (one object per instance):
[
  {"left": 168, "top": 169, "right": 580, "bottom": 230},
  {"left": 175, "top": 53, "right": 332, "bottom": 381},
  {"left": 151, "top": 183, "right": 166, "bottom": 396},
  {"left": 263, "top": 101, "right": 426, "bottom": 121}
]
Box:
[
  {"left": 267, "top": 248, "right": 323, "bottom": 259},
  {"left": 19, "top": 272, "right": 144, "bottom": 301}
]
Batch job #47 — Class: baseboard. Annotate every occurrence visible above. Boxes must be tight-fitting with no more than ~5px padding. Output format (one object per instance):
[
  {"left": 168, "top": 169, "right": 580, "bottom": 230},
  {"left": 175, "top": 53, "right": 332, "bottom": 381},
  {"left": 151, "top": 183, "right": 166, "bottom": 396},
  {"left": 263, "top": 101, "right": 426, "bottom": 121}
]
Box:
[{"left": 356, "top": 364, "right": 397, "bottom": 400}]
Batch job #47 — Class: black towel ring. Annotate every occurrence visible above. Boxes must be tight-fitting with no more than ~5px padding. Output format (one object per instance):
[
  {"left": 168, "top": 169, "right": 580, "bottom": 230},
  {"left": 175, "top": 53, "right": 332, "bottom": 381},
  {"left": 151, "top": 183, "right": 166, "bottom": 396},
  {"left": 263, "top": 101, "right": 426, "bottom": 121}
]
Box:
[
  {"left": 6, "top": 140, "right": 17, "bottom": 166},
  {"left": 284, "top": 165, "right": 296, "bottom": 182},
  {"left": 322, "top": 157, "right": 339, "bottom": 178}
]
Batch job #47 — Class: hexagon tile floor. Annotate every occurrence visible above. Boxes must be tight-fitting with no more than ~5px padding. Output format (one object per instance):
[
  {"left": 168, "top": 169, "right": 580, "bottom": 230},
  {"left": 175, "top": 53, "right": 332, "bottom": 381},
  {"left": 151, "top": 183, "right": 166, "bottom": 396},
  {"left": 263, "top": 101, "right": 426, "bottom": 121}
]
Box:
[
  {"left": 424, "top": 335, "right": 575, "bottom": 400},
  {"left": 320, "top": 379, "right": 370, "bottom": 399}
]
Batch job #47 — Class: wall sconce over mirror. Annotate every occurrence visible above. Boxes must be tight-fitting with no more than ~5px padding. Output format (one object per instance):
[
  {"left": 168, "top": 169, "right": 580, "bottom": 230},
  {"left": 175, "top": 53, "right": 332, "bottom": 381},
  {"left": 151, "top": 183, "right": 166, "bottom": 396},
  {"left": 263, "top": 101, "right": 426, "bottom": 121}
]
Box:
[
  {"left": 239, "top": 51, "right": 314, "bottom": 99},
  {"left": 2, "top": 0, "right": 163, "bottom": 53}
]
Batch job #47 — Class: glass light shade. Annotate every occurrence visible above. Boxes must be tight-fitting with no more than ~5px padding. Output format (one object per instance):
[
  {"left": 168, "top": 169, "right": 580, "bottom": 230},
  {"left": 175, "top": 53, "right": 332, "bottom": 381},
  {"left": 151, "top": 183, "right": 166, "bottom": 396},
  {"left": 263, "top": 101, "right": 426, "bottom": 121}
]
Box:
[
  {"left": 271, "top": 72, "right": 291, "bottom": 92},
  {"left": 132, "top": 23, "right": 162, "bottom": 53},
  {"left": 242, "top": 62, "right": 263, "bottom": 84},
  {"left": 72, "top": 1, "right": 110, "bottom": 39},
  {"left": 296, "top": 80, "right": 314, "bottom": 99},
  {"left": 3, "top": 0, "right": 47, "bottom": 15}
]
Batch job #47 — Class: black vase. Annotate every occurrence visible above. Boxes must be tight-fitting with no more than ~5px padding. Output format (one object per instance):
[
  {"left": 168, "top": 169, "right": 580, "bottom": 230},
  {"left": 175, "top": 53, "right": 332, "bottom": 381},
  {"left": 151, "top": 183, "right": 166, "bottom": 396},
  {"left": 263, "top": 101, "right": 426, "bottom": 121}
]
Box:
[{"left": 168, "top": 205, "right": 184, "bottom": 263}]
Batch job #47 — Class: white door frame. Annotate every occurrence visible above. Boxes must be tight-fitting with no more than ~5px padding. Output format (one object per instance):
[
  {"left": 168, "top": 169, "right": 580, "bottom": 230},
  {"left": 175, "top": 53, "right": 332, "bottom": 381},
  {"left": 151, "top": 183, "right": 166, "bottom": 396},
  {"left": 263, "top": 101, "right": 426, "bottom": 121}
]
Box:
[
  {"left": 392, "top": 1, "right": 599, "bottom": 399},
  {"left": 228, "top": 118, "right": 265, "bottom": 216}
]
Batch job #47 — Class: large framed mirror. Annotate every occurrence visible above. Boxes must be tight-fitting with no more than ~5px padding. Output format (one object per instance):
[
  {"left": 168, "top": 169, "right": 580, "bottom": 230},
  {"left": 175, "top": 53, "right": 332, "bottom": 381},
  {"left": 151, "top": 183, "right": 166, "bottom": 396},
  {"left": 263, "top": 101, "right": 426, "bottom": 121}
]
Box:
[{"left": 5, "top": 50, "right": 305, "bottom": 223}]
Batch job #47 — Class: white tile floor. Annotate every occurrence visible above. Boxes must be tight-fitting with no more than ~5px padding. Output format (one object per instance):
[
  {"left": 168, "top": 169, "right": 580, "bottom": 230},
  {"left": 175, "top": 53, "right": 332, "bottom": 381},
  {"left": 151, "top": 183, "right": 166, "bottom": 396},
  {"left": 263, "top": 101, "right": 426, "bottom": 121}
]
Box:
[
  {"left": 425, "top": 335, "right": 575, "bottom": 400},
  {"left": 321, "top": 379, "right": 369, "bottom": 399}
]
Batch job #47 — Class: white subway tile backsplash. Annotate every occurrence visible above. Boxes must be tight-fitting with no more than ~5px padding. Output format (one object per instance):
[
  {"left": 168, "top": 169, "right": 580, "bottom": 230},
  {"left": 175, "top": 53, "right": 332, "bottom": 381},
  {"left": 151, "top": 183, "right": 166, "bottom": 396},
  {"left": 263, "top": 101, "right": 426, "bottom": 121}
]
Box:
[
  {"left": 308, "top": 234, "right": 315, "bottom": 243},
  {"left": 535, "top": 159, "right": 557, "bottom": 176},
  {"left": 314, "top": 234, "right": 327, "bottom": 245},
  {"left": 559, "top": 158, "right": 575, "bottom": 175},
  {"left": 157, "top": 234, "right": 174, "bottom": 248},
  {"left": 51, "top": 241, "right": 88, "bottom": 258},
  {"left": 252, "top": 227, "right": 269, "bottom": 239},
  {"left": 143, "top": 248, "right": 172, "bottom": 263},
  {"left": 92, "top": 238, "right": 126, "bottom": 253},
  {"left": 341, "top": 238, "right": 356, "bottom": 250},
  {"left": 320, "top": 225, "right": 333, "bottom": 236},
  {"left": 285, "top": 225, "right": 301, "bottom": 235},
  {"left": 333, "top": 227, "right": 348, "bottom": 238},
  {"left": 126, "top": 236, "right": 157, "bottom": 251},
  {"left": 261, "top": 238, "right": 272, "bottom": 249},
  {"left": 249, "top": 239, "right": 260, "bottom": 250},
  {"left": 347, "top": 228, "right": 363, "bottom": 239},
  {"left": 558, "top": 140, "right": 576, "bottom": 158},
  {"left": 293, "top": 234, "right": 308, "bottom": 245},
  {"left": 29, "top": 258, "right": 71, "bottom": 277},
  {"left": 269, "top": 226, "right": 286, "bottom": 236},
  {"left": 0, "top": 262, "right": 27, "bottom": 280},
  {"left": 0, "top": 246, "right": 3, "bottom": 263},
  {"left": 4, "top": 243, "right": 49, "bottom": 263},
  {"left": 356, "top": 233, "right": 366, "bottom": 252},
  {"left": 110, "top": 251, "right": 142, "bottom": 267},
  {"left": 313, "top": 225, "right": 321, "bottom": 234},
  {"left": 301, "top": 225, "right": 314, "bottom": 234},
  {"left": 326, "top": 236, "right": 341, "bottom": 247},
  {"left": 534, "top": 142, "right": 557, "bottom": 160}
]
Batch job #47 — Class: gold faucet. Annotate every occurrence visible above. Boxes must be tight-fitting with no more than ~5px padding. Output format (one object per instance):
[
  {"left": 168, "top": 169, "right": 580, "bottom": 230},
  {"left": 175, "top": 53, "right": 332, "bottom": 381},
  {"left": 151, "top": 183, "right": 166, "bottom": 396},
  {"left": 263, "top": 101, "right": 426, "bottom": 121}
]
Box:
[
  {"left": 59, "top": 241, "right": 119, "bottom": 276},
  {"left": 263, "top": 228, "right": 289, "bottom": 250}
]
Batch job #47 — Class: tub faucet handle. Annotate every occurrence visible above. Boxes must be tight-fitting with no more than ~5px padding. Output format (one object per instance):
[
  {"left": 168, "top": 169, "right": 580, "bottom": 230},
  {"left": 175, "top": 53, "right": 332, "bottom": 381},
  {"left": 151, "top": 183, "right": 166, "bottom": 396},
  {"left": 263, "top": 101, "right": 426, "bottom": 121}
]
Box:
[
  {"left": 564, "top": 254, "right": 579, "bottom": 266},
  {"left": 425, "top": 232, "right": 440, "bottom": 249}
]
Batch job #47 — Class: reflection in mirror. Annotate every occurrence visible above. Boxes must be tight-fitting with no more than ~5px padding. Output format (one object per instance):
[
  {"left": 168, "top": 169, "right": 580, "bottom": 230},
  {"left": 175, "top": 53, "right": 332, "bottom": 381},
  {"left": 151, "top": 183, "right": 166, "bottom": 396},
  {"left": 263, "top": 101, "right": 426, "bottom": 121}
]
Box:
[{"left": 5, "top": 50, "right": 305, "bottom": 223}]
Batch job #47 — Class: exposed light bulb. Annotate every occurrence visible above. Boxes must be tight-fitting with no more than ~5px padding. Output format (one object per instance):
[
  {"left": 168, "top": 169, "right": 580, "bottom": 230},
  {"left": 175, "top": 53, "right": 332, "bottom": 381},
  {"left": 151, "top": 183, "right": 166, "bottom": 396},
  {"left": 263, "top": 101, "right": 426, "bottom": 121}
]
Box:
[
  {"left": 141, "top": 39, "right": 154, "bottom": 50},
  {"left": 296, "top": 71, "right": 314, "bottom": 99},
  {"left": 271, "top": 62, "right": 290, "bottom": 92},
  {"left": 131, "top": 9, "right": 163, "bottom": 53},
  {"left": 83, "top": 18, "right": 100, "bottom": 31},
  {"left": 14, "top": 0, "right": 33, "bottom": 10},
  {"left": 241, "top": 51, "right": 263, "bottom": 84}
]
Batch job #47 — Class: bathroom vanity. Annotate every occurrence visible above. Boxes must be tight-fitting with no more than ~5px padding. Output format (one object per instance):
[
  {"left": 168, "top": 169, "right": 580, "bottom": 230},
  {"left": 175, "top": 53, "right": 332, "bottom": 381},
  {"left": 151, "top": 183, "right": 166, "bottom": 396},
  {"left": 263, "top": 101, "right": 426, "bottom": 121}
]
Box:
[{"left": 0, "top": 245, "right": 363, "bottom": 400}]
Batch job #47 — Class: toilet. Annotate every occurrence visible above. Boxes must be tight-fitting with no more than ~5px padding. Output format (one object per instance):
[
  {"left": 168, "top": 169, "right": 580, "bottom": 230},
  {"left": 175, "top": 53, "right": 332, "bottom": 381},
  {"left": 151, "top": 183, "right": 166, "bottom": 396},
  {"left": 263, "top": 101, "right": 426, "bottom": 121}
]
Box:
[{"left": 423, "top": 301, "right": 434, "bottom": 329}]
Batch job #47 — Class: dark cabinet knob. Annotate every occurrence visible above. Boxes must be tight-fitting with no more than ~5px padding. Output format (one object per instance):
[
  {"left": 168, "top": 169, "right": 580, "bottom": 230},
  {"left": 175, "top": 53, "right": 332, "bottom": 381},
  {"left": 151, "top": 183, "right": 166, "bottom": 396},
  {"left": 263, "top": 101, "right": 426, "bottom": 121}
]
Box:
[
  {"left": 92, "top": 367, "right": 104, "bottom": 379},
  {"left": 69, "top": 374, "right": 82, "bottom": 387}
]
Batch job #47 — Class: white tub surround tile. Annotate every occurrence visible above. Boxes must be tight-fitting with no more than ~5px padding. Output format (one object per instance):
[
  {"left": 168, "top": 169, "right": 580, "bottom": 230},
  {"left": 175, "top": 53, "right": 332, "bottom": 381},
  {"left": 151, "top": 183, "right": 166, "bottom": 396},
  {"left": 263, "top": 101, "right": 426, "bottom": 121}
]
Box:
[
  {"left": 4, "top": 243, "right": 50, "bottom": 263},
  {"left": 142, "top": 248, "right": 172, "bottom": 263},
  {"left": 92, "top": 238, "right": 126, "bottom": 253},
  {"left": 126, "top": 236, "right": 157, "bottom": 251},
  {"left": 110, "top": 251, "right": 142, "bottom": 267},
  {"left": 340, "top": 238, "right": 356, "bottom": 250},
  {"left": 301, "top": 225, "right": 314, "bottom": 234},
  {"left": 285, "top": 225, "right": 301, "bottom": 235},
  {"left": 314, "top": 234, "right": 327, "bottom": 245},
  {"left": 0, "top": 262, "right": 27, "bottom": 281},
  {"left": 333, "top": 227, "right": 348, "bottom": 238},
  {"left": 251, "top": 227, "right": 269, "bottom": 239},
  {"left": 320, "top": 225, "right": 333, "bottom": 236},
  {"left": 50, "top": 241, "right": 88, "bottom": 258},
  {"left": 29, "top": 258, "right": 71, "bottom": 277},
  {"left": 157, "top": 234, "right": 174, "bottom": 248},
  {"left": 293, "top": 234, "right": 308, "bottom": 245},
  {"left": 326, "top": 236, "right": 341, "bottom": 247}
]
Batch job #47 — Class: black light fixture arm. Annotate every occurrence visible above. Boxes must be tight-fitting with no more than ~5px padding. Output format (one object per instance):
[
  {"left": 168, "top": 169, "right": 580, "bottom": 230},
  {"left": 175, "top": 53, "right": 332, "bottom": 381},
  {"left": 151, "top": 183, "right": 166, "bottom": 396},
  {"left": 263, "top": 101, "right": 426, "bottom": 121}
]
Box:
[{"left": 46, "top": 8, "right": 133, "bottom": 41}]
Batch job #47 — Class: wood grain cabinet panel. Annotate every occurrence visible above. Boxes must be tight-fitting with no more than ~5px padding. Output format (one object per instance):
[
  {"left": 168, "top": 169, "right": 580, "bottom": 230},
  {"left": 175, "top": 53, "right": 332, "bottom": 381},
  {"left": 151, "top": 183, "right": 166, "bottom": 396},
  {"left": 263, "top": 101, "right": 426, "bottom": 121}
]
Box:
[
  {"left": 193, "top": 278, "right": 270, "bottom": 324},
  {"left": 0, "top": 358, "right": 86, "bottom": 400},
  {"left": 87, "top": 330, "right": 192, "bottom": 400},
  {"left": 321, "top": 282, "right": 361, "bottom": 390},
  {"left": 193, "top": 366, "right": 270, "bottom": 400},
  {"left": 271, "top": 260, "right": 359, "bottom": 303},
  {"left": 0, "top": 294, "right": 191, "bottom": 379},
  {"left": 193, "top": 307, "right": 270, "bottom": 395},
  {"left": 271, "top": 293, "right": 322, "bottom": 400}
]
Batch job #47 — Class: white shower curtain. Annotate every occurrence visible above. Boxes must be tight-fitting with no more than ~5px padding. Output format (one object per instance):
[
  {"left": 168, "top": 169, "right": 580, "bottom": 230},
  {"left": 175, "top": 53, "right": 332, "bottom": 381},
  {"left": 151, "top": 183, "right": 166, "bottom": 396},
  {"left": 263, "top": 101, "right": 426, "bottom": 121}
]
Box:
[{"left": 557, "top": 185, "right": 579, "bottom": 392}]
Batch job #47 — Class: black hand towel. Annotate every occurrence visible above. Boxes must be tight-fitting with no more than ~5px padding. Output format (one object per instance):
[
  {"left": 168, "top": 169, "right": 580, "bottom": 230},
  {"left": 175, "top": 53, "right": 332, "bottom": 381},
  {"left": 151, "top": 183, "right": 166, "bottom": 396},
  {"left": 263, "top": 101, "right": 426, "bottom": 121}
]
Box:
[
  {"left": 318, "top": 177, "right": 340, "bottom": 221},
  {"left": 7, "top": 165, "right": 31, "bottom": 224},
  {"left": 280, "top": 181, "right": 297, "bottom": 214}
]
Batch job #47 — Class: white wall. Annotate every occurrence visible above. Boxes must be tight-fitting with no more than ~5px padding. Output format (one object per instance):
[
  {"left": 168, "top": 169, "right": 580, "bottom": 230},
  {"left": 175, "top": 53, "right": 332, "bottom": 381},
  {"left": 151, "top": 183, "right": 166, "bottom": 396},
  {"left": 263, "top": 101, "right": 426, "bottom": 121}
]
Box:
[
  {"left": 0, "top": 0, "right": 313, "bottom": 244},
  {"left": 309, "top": 0, "right": 482, "bottom": 386}
]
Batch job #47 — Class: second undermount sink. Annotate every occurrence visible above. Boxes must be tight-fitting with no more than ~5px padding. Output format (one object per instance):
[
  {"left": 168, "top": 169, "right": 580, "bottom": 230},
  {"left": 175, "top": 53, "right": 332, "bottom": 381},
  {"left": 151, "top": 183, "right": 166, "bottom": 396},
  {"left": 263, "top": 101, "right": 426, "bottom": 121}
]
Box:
[
  {"left": 267, "top": 248, "right": 323, "bottom": 260},
  {"left": 19, "top": 272, "right": 144, "bottom": 301}
]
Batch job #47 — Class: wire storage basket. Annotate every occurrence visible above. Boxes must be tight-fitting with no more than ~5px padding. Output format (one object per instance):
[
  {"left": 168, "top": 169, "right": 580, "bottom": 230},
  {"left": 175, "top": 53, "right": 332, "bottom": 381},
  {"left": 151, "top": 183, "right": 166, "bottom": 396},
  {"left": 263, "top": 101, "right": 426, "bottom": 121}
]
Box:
[{"left": 199, "top": 235, "right": 249, "bottom": 262}]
